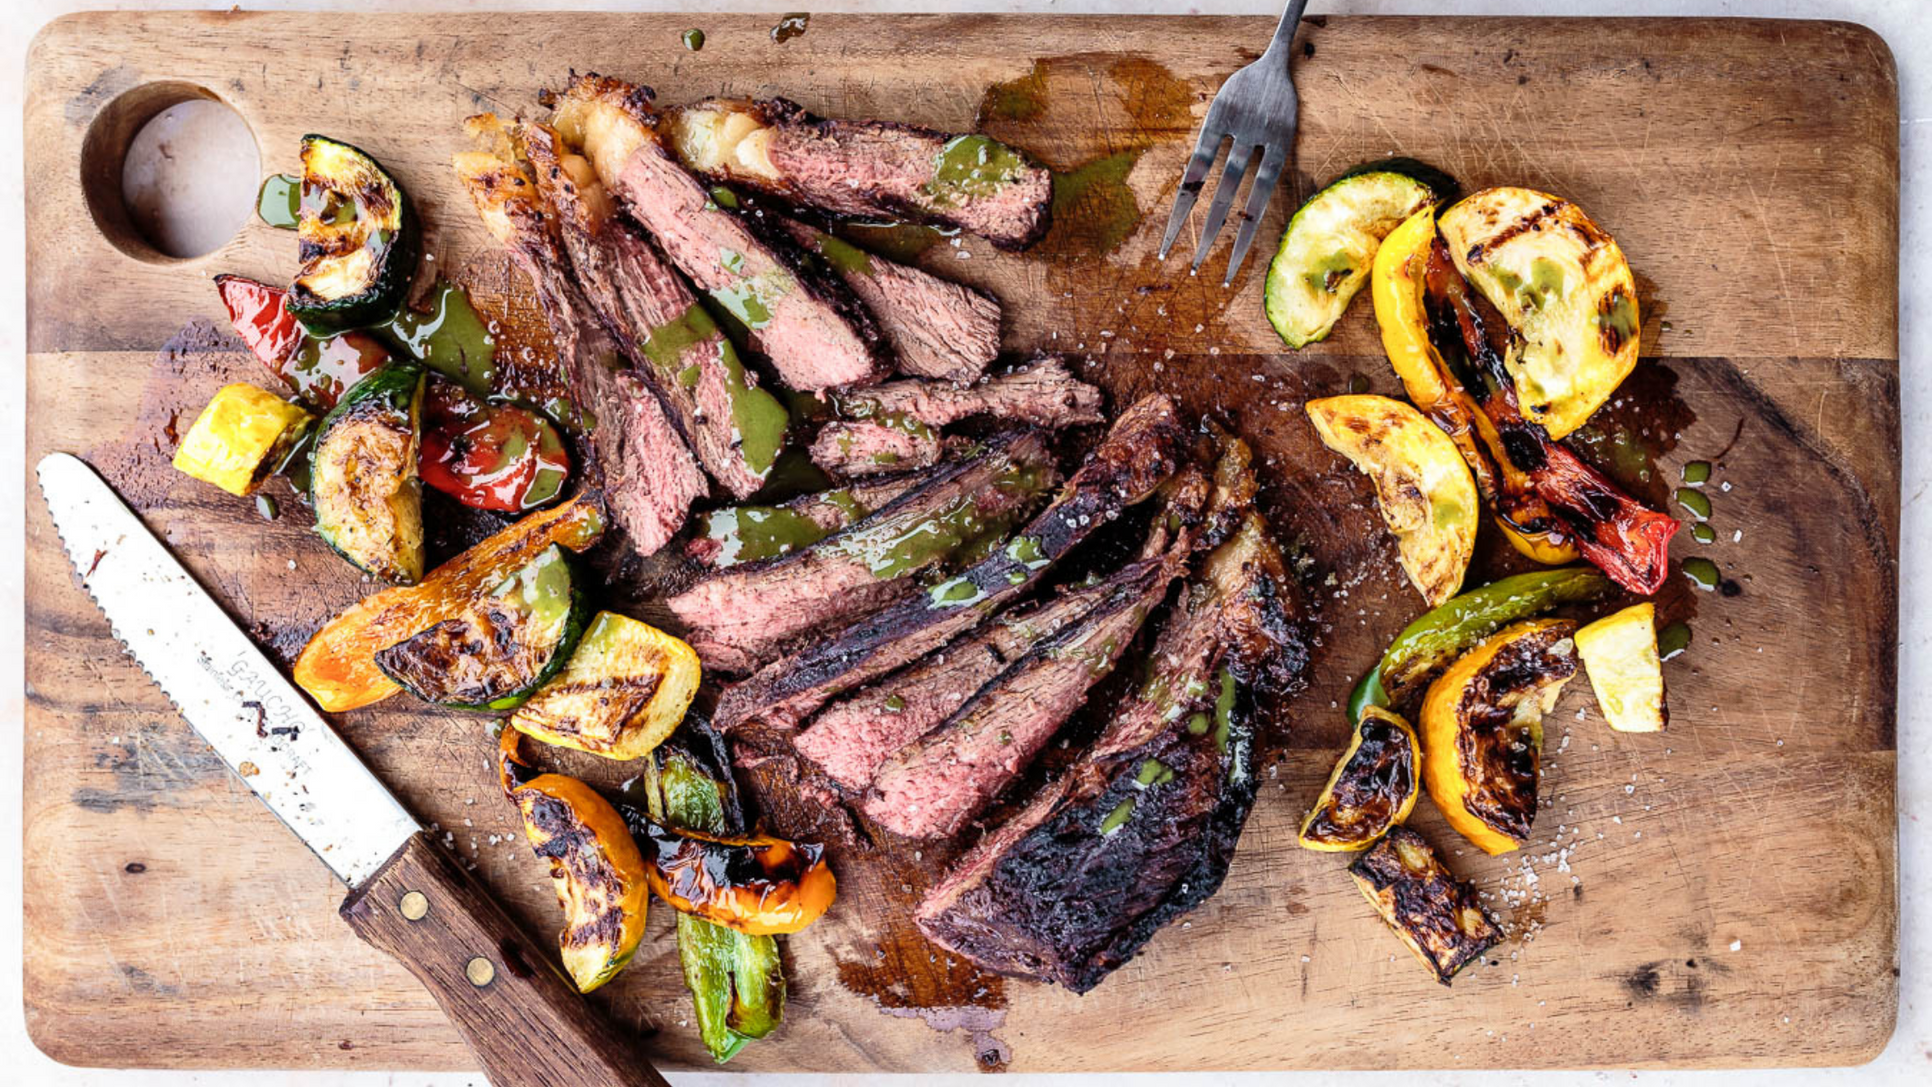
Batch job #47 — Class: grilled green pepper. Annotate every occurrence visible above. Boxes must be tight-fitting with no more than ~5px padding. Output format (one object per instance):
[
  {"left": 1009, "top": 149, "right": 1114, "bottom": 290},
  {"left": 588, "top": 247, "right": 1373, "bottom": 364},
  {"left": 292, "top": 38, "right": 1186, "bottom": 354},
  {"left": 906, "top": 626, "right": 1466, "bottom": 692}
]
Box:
[
  {"left": 639, "top": 723, "right": 784, "bottom": 1063},
  {"left": 1347, "top": 566, "right": 1613, "bottom": 722}
]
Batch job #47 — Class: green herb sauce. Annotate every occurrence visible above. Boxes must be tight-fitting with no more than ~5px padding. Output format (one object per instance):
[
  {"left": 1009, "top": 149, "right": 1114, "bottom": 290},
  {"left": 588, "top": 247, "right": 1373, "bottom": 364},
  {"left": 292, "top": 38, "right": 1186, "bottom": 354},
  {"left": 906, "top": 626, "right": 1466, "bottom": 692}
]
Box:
[
  {"left": 926, "top": 135, "right": 1026, "bottom": 206},
  {"left": 378, "top": 280, "right": 496, "bottom": 394},
  {"left": 256, "top": 173, "right": 301, "bottom": 229}
]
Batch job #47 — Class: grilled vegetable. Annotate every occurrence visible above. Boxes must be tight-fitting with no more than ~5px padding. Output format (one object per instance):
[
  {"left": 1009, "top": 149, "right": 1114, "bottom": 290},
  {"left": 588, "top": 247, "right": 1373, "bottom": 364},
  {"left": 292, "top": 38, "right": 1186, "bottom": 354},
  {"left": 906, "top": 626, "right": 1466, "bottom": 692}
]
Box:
[
  {"left": 289, "top": 135, "right": 420, "bottom": 334},
  {"left": 1370, "top": 207, "right": 1577, "bottom": 564},
  {"left": 498, "top": 735, "right": 649, "bottom": 993},
  {"left": 171, "top": 383, "right": 312, "bottom": 496},
  {"left": 1419, "top": 618, "right": 1577, "bottom": 855},
  {"left": 1576, "top": 602, "right": 1668, "bottom": 733},
  {"left": 1264, "top": 168, "right": 1442, "bottom": 348},
  {"left": 1306, "top": 394, "right": 1477, "bottom": 606},
  {"left": 1438, "top": 187, "right": 1639, "bottom": 439},
  {"left": 372, "top": 544, "right": 586, "bottom": 710},
  {"left": 640, "top": 726, "right": 784, "bottom": 1062},
  {"left": 510, "top": 612, "right": 701, "bottom": 761},
  {"left": 216, "top": 275, "right": 393, "bottom": 411},
  {"left": 1421, "top": 233, "right": 1678, "bottom": 593},
  {"left": 621, "top": 812, "right": 836, "bottom": 936},
  {"left": 1347, "top": 566, "right": 1612, "bottom": 723},
  {"left": 294, "top": 491, "right": 605, "bottom": 711},
  {"left": 310, "top": 362, "right": 425, "bottom": 584},
  {"left": 1299, "top": 705, "right": 1420, "bottom": 852},
  {"left": 1348, "top": 826, "right": 1501, "bottom": 985},
  {"left": 419, "top": 378, "right": 570, "bottom": 512}
]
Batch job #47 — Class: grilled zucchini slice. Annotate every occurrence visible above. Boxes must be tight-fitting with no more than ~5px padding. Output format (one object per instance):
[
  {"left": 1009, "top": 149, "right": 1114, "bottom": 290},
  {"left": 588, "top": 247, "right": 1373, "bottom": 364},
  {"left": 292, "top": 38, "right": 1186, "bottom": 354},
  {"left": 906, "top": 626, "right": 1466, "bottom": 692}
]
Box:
[
  {"left": 1299, "top": 705, "right": 1421, "bottom": 851},
  {"left": 171, "top": 383, "right": 312, "bottom": 496},
  {"left": 1437, "top": 187, "right": 1639, "bottom": 439},
  {"left": 310, "top": 362, "right": 425, "bottom": 583},
  {"left": 511, "top": 612, "right": 702, "bottom": 761},
  {"left": 373, "top": 544, "right": 587, "bottom": 710},
  {"left": 289, "top": 135, "right": 419, "bottom": 334},
  {"left": 1348, "top": 826, "right": 1501, "bottom": 985},
  {"left": 1265, "top": 168, "right": 1443, "bottom": 348}
]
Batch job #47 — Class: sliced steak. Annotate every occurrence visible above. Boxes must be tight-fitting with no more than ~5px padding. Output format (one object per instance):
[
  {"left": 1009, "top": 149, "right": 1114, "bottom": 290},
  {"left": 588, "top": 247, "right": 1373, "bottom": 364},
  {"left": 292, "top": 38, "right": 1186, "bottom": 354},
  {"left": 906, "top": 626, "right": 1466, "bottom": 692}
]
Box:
[
  {"left": 916, "top": 503, "right": 1308, "bottom": 992},
  {"left": 792, "top": 482, "right": 1198, "bottom": 795},
  {"left": 778, "top": 218, "right": 1001, "bottom": 382},
  {"left": 844, "top": 357, "right": 1105, "bottom": 429},
  {"left": 809, "top": 418, "right": 943, "bottom": 478},
  {"left": 685, "top": 472, "right": 926, "bottom": 571},
  {"left": 667, "top": 98, "right": 1053, "bottom": 250},
  {"left": 860, "top": 495, "right": 1202, "bottom": 839},
  {"left": 524, "top": 122, "right": 782, "bottom": 498},
  {"left": 453, "top": 116, "right": 704, "bottom": 556},
  {"left": 714, "top": 393, "right": 1189, "bottom": 732},
  {"left": 668, "top": 429, "right": 1057, "bottom": 674},
  {"left": 552, "top": 75, "right": 889, "bottom": 390}
]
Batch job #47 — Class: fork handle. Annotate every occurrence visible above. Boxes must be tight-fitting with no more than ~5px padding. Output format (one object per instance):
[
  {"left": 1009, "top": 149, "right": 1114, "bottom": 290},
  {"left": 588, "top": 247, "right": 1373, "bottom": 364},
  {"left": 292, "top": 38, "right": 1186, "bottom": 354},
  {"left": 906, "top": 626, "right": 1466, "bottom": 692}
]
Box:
[{"left": 1266, "top": 0, "right": 1312, "bottom": 58}]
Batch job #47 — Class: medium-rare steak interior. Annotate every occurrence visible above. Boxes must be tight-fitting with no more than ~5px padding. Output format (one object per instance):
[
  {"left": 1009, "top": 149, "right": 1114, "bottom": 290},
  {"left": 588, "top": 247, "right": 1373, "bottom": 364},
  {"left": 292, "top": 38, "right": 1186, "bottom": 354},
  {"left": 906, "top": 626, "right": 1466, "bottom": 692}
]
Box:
[
  {"left": 666, "top": 97, "right": 1054, "bottom": 250},
  {"left": 453, "top": 116, "right": 704, "bottom": 556},
  {"left": 552, "top": 74, "right": 889, "bottom": 391}
]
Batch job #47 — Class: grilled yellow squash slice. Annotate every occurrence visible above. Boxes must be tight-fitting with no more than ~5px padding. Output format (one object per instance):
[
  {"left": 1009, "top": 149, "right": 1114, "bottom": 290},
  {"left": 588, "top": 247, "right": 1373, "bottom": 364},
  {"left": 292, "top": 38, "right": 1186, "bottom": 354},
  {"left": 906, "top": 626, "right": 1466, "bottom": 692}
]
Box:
[
  {"left": 511, "top": 612, "right": 701, "bottom": 761},
  {"left": 1437, "top": 187, "right": 1640, "bottom": 439},
  {"left": 1576, "top": 602, "right": 1668, "bottom": 733},
  {"left": 1349, "top": 826, "right": 1502, "bottom": 985},
  {"left": 1299, "top": 705, "right": 1420, "bottom": 851}
]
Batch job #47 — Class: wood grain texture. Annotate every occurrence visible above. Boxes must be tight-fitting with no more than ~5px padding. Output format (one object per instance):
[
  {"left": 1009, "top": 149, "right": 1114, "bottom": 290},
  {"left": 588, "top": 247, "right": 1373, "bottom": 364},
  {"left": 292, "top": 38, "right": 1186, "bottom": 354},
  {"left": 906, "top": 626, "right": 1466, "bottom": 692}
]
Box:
[
  {"left": 341, "top": 834, "right": 669, "bottom": 1087},
  {"left": 22, "top": 11, "right": 1898, "bottom": 1073}
]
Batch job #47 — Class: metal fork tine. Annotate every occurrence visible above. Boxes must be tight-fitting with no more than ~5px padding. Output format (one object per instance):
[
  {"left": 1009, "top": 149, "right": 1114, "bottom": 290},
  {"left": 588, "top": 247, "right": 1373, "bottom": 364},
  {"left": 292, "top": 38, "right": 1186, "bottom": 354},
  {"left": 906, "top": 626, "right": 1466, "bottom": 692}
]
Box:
[
  {"left": 1158, "top": 124, "right": 1227, "bottom": 260},
  {"left": 1189, "top": 141, "right": 1255, "bottom": 273},
  {"left": 1224, "top": 143, "right": 1288, "bottom": 286}
]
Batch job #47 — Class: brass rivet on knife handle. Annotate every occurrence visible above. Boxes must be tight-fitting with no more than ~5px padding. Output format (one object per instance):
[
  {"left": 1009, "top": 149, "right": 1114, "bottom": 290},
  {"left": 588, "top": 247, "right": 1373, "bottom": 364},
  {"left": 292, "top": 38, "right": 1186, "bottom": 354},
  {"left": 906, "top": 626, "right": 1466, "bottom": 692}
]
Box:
[
  {"left": 399, "top": 890, "right": 429, "bottom": 921},
  {"left": 342, "top": 832, "right": 671, "bottom": 1086}
]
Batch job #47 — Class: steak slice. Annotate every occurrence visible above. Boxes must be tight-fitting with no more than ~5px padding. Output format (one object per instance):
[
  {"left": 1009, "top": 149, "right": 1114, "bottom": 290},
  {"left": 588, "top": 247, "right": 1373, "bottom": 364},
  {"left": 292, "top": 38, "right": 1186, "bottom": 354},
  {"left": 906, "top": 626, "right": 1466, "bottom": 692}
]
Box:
[
  {"left": 668, "top": 429, "right": 1057, "bottom": 674},
  {"left": 793, "top": 481, "right": 1200, "bottom": 795},
  {"left": 667, "top": 98, "right": 1053, "bottom": 250},
  {"left": 714, "top": 393, "right": 1189, "bottom": 732},
  {"left": 809, "top": 418, "right": 942, "bottom": 479},
  {"left": 844, "top": 357, "right": 1105, "bottom": 429},
  {"left": 524, "top": 122, "right": 783, "bottom": 499},
  {"left": 916, "top": 504, "right": 1307, "bottom": 993},
  {"left": 453, "top": 116, "right": 704, "bottom": 556},
  {"left": 552, "top": 75, "right": 889, "bottom": 390},
  {"left": 778, "top": 218, "right": 1000, "bottom": 382},
  {"left": 860, "top": 471, "right": 1208, "bottom": 839},
  {"left": 685, "top": 472, "right": 926, "bottom": 571}
]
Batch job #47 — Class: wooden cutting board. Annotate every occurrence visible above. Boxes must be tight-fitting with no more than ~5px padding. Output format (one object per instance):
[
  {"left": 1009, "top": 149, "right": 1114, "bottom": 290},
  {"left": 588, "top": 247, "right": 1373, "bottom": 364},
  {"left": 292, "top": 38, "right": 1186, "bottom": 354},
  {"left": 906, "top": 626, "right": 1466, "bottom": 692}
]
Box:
[{"left": 22, "top": 10, "right": 1899, "bottom": 1073}]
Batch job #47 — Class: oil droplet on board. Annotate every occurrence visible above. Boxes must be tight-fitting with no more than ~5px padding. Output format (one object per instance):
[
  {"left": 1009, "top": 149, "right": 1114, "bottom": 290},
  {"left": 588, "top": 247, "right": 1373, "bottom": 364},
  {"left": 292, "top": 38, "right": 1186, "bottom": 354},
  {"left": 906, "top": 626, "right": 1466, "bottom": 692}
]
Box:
[{"left": 771, "top": 12, "right": 809, "bottom": 44}]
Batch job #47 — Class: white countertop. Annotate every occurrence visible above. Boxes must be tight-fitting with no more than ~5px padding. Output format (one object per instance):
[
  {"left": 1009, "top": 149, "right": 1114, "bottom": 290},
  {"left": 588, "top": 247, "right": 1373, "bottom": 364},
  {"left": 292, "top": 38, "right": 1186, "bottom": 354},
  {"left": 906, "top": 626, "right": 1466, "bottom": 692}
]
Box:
[{"left": 3, "top": 1, "right": 1922, "bottom": 1083}]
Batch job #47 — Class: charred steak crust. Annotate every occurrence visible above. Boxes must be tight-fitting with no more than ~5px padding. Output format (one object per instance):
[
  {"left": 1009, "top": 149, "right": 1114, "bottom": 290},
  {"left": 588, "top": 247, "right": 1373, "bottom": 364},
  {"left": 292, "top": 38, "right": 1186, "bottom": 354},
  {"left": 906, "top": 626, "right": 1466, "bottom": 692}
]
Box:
[
  {"left": 713, "top": 394, "right": 1190, "bottom": 733},
  {"left": 916, "top": 507, "right": 1308, "bottom": 992},
  {"left": 843, "top": 357, "right": 1106, "bottom": 430}
]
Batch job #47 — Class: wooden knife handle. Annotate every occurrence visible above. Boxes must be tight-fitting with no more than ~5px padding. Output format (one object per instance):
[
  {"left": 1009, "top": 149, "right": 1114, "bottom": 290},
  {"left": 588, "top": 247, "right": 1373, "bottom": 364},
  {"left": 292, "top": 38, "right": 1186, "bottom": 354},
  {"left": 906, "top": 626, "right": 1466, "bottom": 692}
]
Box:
[{"left": 341, "top": 832, "right": 669, "bottom": 1087}]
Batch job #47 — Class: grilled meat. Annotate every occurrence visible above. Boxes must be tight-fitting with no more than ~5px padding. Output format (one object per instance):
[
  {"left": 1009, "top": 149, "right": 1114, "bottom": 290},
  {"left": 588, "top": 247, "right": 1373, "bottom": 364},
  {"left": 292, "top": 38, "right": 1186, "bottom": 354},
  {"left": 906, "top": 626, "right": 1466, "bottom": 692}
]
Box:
[
  {"left": 778, "top": 218, "right": 1001, "bottom": 382},
  {"left": 453, "top": 116, "right": 704, "bottom": 556},
  {"left": 843, "top": 357, "right": 1104, "bottom": 429},
  {"left": 552, "top": 75, "right": 889, "bottom": 391},
  {"left": 523, "top": 122, "right": 781, "bottom": 498},
  {"left": 809, "top": 418, "right": 942, "bottom": 479},
  {"left": 667, "top": 97, "right": 1053, "bottom": 250},
  {"left": 916, "top": 464, "right": 1306, "bottom": 992},
  {"left": 668, "top": 430, "right": 1057, "bottom": 674},
  {"left": 685, "top": 473, "right": 927, "bottom": 571},
  {"left": 794, "top": 475, "right": 1202, "bottom": 795},
  {"left": 714, "top": 393, "right": 1189, "bottom": 733}
]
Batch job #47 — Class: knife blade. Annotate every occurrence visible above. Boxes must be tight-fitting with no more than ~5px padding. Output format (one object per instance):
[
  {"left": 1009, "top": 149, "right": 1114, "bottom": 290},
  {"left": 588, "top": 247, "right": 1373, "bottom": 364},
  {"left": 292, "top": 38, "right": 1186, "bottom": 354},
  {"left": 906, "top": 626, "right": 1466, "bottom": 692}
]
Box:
[
  {"left": 36, "top": 451, "right": 418, "bottom": 885},
  {"left": 37, "top": 452, "right": 666, "bottom": 1087}
]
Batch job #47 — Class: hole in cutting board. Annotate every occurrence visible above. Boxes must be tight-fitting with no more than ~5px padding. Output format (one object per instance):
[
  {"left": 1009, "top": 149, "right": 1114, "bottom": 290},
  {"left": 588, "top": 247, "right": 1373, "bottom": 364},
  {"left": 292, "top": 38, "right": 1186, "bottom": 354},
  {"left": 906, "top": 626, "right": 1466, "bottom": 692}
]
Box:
[{"left": 80, "top": 82, "right": 261, "bottom": 261}]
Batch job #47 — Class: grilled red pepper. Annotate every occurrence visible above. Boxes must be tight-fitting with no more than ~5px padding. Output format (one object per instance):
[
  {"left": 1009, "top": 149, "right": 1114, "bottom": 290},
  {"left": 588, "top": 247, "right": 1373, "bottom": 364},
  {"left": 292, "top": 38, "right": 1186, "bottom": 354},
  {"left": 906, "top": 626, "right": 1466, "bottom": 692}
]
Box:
[
  {"left": 215, "top": 274, "right": 389, "bottom": 409},
  {"left": 419, "top": 378, "right": 571, "bottom": 512},
  {"left": 1422, "top": 240, "right": 1677, "bottom": 593}
]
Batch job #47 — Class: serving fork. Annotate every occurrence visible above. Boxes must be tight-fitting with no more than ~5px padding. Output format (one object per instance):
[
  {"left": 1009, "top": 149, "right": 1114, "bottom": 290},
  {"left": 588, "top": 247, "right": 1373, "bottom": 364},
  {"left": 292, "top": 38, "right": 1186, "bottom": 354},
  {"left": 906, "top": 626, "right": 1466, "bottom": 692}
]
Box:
[{"left": 1158, "top": 0, "right": 1309, "bottom": 285}]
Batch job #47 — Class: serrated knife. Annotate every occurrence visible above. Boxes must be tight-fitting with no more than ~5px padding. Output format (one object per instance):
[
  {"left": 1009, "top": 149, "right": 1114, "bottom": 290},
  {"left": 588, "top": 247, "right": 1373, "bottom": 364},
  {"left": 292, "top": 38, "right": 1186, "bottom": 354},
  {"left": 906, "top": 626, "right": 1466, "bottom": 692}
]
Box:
[{"left": 36, "top": 452, "right": 667, "bottom": 1087}]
